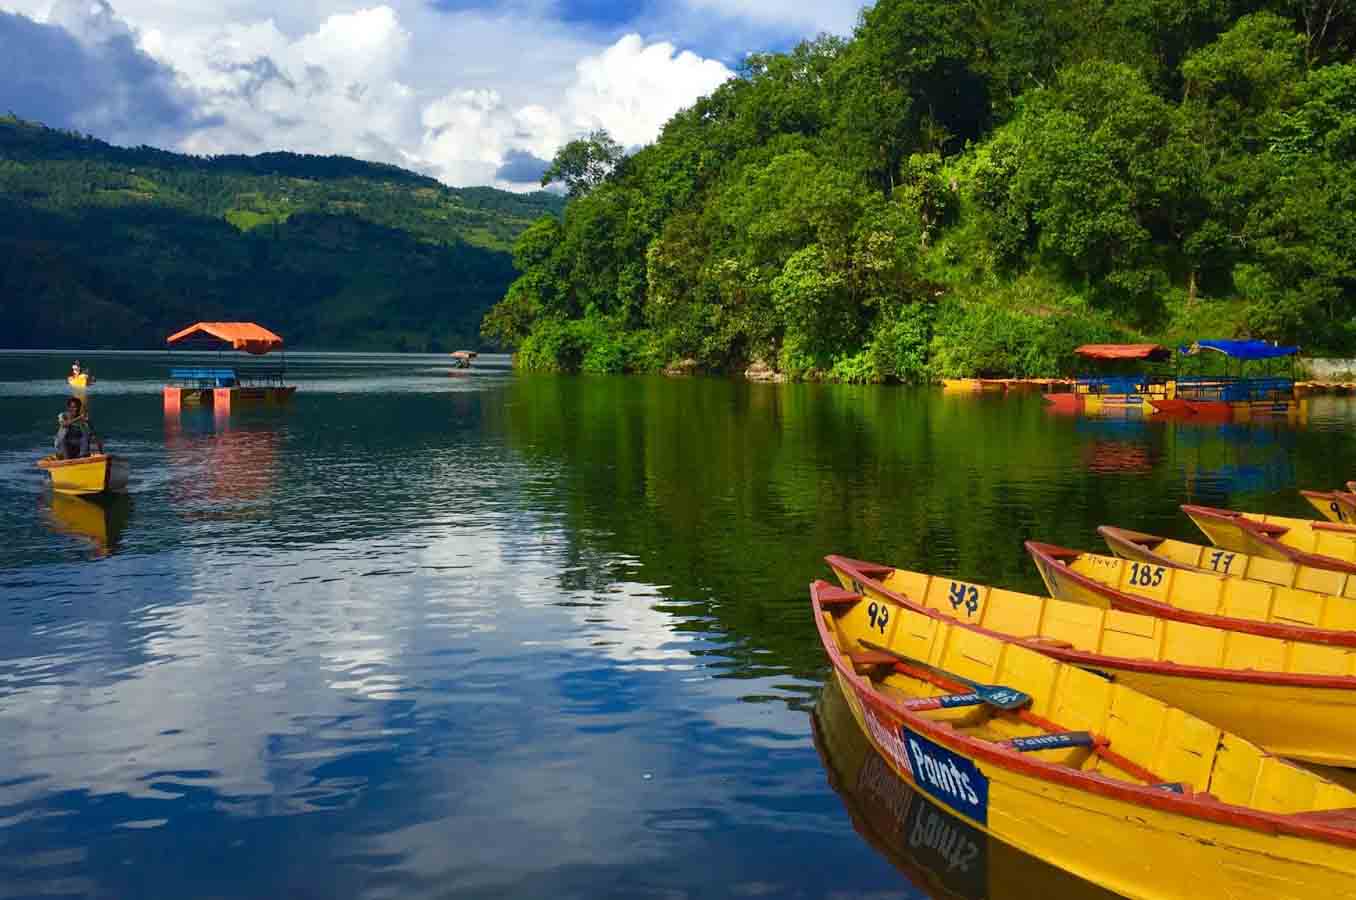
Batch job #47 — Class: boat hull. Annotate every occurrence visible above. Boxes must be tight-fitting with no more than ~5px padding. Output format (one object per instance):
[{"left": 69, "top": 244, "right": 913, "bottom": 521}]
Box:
[
  {"left": 814, "top": 681, "right": 1119, "bottom": 900},
  {"left": 1081, "top": 393, "right": 1155, "bottom": 415},
  {"left": 1184, "top": 504, "right": 1356, "bottom": 562},
  {"left": 36, "top": 454, "right": 129, "bottom": 495},
  {"left": 1100, "top": 525, "right": 1356, "bottom": 601},
  {"left": 826, "top": 661, "right": 1356, "bottom": 900},
  {"left": 845, "top": 556, "right": 1356, "bottom": 766},
  {"left": 1303, "top": 490, "right": 1356, "bottom": 525},
  {"left": 1104, "top": 666, "right": 1356, "bottom": 768},
  {"left": 1028, "top": 541, "right": 1356, "bottom": 648}
]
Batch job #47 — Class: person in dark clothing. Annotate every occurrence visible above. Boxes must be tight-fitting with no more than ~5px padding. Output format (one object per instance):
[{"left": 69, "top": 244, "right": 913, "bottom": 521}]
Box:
[{"left": 54, "top": 397, "right": 95, "bottom": 459}]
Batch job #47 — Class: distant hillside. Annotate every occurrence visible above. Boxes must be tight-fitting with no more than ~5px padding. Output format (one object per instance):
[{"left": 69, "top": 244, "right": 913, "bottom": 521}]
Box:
[{"left": 0, "top": 116, "right": 565, "bottom": 350}]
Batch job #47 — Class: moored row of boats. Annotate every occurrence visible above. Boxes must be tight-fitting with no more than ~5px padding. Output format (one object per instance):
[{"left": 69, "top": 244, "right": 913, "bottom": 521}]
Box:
[
  {"left": 945, "top": 340, "right": 1308, "bottom": 422},
  {"left": 811, "top": 492, "right": 1356, "bottom": 898}
]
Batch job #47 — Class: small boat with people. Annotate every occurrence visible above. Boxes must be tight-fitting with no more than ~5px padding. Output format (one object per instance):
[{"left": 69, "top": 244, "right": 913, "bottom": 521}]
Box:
[
  {"left": 66, "top": 360, "right": 95, "bottom": 388},
  {"left": 37, "top": 454, "right": 129, "bottom": 496},
  {"left": 449, "top": 350, "right": 477, "bottom": 370},
  {"left": 36, "top": 395, "right": 129, "bottom": 496},
  {"left": 810, "top": 571, "right": 1356, "bottom": 898}
]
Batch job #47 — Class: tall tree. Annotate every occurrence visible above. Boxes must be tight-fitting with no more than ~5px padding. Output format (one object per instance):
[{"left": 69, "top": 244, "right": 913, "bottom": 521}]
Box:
[{"left": 540, "top": 130, "right": 625, "bottom": 198}]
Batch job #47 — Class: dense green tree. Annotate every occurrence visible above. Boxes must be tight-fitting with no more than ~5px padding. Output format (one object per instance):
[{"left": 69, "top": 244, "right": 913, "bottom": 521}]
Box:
[{"left": 540, "top": 130, "right": 625, "bottom": 198}]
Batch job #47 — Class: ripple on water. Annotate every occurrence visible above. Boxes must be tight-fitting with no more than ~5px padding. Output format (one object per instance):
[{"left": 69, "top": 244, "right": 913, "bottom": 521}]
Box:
[{"left": 2, "top": 354, "right": 1354, "bottom": 898}]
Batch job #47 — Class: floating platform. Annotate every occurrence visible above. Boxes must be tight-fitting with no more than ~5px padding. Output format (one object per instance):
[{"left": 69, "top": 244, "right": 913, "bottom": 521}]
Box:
[{"left": 163, "top": 384, "right": 297, "bottom": 413}]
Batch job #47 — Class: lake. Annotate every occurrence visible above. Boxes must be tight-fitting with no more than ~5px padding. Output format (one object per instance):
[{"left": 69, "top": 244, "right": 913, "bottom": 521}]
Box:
[{"left": 2, "top": 351, "right": 1354, "bottom": 899}]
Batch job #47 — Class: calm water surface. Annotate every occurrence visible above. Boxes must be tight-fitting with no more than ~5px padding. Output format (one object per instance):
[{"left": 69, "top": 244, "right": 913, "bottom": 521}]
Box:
[{"left": 2, "top": 351, "right": 1355, "bottom": 900}]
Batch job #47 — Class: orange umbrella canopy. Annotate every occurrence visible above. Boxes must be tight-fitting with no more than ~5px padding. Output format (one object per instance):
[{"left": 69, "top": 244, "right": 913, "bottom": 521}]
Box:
[{"left": 167, "top": 322, "right": 284, "bottom": 355}]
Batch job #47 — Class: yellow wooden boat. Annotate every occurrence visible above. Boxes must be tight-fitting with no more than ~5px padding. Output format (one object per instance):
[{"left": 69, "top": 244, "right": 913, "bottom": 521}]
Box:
[
  {"left": 66, "top": 372, "right": 95, "bottom": 388},
  {"left": 1099, "top": 524, "right": 1356, "bottom": 599},
  {"left": 1027, "top": 540, "right": 1356, "bottom": 648},
  {"left": 1184, "top": 503, "right": 1356, "bottom": 560},
  {"left": 813, "top": 678, "right": 1117, "bottom": 900},
  {"left": 35, "top": 454, "right": 129, "bottom": 496},
  {"left": 812, "top": 571, "right": 1356, "bottom": 898},
  {"left": 829, "top": 554, "right": 1356, "bottom": 765},
  {"left": 1304, "top": 489, "right": 1356, "bottom": 524}
]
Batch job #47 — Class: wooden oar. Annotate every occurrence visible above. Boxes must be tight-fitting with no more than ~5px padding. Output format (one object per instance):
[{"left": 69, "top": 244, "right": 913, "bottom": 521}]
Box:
[{"left": 859, "top": 640, "right": 1032, "bottom": 711}]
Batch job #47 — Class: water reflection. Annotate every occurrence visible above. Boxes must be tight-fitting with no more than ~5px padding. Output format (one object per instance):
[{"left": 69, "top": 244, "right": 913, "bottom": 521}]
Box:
[
  {"left": 41, "top": 493, "right": 131, "bottom": 557},
  {"left": 163, "top": 411, "right": 283, "bottom": 513},
  {"left": 4, "top": 355, "right": 1356, "bottom": 898},
  {"left": 813, "top": 680, "right": 1117, "bottom": 900}
]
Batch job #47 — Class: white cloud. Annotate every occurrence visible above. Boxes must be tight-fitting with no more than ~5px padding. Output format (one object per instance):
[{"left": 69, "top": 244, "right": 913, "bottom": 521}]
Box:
[
  {"left": 410, "top": 35, "right": 732, "bottom": 188},
  {"left": 142, "top": 7, "right": 417, "bottom": 163},
  {"left": 565, "top": 34, "right": 732, "bottom": 147},
  {"left": 0, "top": 0, "right": 744, "bottom": 189}
]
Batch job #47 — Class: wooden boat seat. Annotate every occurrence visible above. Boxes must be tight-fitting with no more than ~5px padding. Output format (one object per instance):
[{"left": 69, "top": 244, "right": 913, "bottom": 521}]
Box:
[
  {"left": 848, "top": 649, "right": 899, "bottom": 670},
  {"left": 816, "top": 585, "right": 862, "bottom": 609}
]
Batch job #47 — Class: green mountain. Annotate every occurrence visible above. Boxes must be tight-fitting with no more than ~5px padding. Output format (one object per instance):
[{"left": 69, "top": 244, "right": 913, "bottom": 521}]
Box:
[
  {"left": 0, "top": 116, "right": 564, "bottom": 351},
  {"left": 489, "top": 2, "right": 1356, "bottom": 379}
]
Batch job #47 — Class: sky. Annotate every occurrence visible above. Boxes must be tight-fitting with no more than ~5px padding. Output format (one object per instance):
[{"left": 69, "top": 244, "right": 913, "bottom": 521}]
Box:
[{"left": 0, "top": 0, "right": 864, "bottom": 190}]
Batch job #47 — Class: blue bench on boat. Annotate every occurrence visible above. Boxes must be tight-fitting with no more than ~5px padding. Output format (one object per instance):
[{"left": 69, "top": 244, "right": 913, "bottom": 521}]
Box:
[{"left": 169, "top": 367, "right": 238, "bottom": 388}]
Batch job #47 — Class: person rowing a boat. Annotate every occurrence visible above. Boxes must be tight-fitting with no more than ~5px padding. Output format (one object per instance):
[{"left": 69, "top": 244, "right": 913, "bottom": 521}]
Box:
[
  {"left": 54, "top": 397, "right": 100, "bottom": 459},
  {"left": 71, "top": 361, "right": 82, "bottom": 378}
]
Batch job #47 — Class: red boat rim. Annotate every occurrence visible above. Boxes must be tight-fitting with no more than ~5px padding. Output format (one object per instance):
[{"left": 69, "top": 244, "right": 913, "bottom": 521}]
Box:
[
  {"left": 811, "top": 570, "right": 1356, "bottom": 846},
  {"left": 1025, "top": 540, "right": 1356, "bottom": 648}
]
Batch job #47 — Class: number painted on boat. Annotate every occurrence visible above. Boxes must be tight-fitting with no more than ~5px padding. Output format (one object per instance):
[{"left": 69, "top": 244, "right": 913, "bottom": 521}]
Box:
[
  {"left": 1129, "top": 562, "right": 1164, "bottom": 587},
  {"left": 867, "top": 601, "right": 890, "bottom": 634},
  {"left": 1333, "top": 502, "right": 1347, "bottom": 523},
  {"left": 902, "top": 725, "right": 989, "bottom": 825},
  {"left": 948, "top": 582, "right": 980, "bottom": 617},
  {"left": 1207, "top": 551, "right": 1236, "bottom": 574}
]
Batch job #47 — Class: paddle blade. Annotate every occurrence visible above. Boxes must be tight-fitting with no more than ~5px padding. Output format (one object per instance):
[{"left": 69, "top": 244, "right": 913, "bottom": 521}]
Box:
[{"left": 974, "top": 684, "right": 1032, "bottom": 711}]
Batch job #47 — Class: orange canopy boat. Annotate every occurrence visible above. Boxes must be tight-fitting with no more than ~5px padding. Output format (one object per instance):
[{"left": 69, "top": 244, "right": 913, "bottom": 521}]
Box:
[
  {"left": 167, "top": 322, "right": 285, "bottom": 355},
  {"left": 164, "top": 321, "right": 295, "bottom": 413}
]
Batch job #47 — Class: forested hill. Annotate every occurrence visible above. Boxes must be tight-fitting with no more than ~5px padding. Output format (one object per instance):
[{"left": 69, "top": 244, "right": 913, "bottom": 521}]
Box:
[
  {"left": 0, "top": 116, "right": 564, "bottom": 350},
  {"left": 487, "top": 2, "right": 1356, "bottom": 380}
]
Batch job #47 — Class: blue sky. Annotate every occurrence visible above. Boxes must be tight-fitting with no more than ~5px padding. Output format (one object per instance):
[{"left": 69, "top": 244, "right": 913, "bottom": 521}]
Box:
[{"left": 0, "top": 0, "right": 863, "bottom": 188}]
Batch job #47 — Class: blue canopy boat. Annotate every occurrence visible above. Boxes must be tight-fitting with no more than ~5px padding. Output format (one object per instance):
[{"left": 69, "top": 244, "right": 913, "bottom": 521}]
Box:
[{"left": 1150, "top": 340, "right": 1300, "bottom": 419}]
